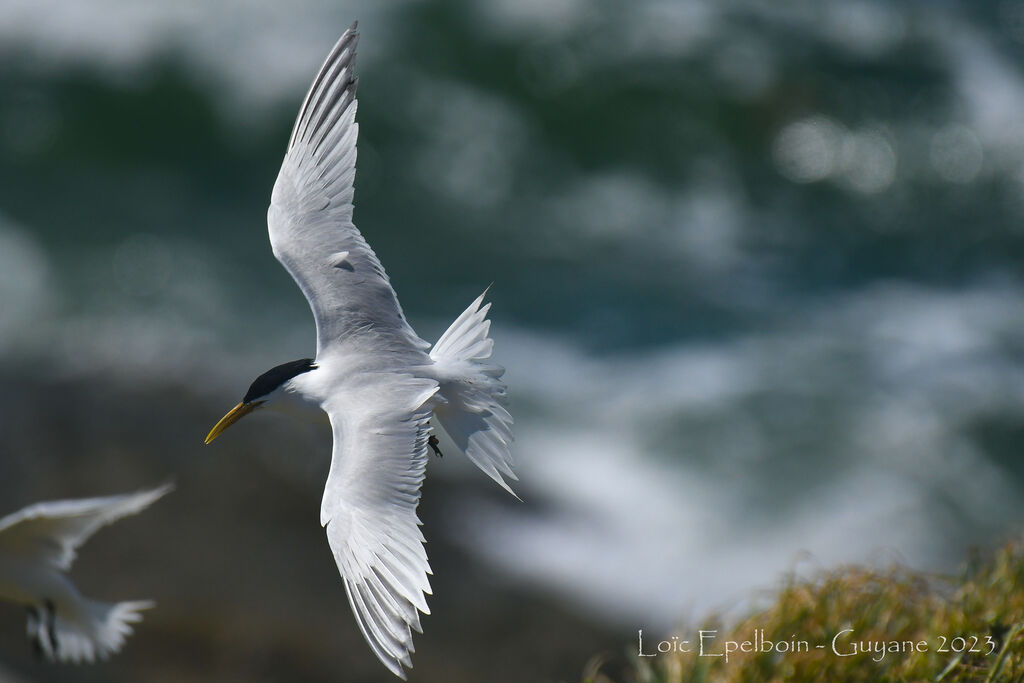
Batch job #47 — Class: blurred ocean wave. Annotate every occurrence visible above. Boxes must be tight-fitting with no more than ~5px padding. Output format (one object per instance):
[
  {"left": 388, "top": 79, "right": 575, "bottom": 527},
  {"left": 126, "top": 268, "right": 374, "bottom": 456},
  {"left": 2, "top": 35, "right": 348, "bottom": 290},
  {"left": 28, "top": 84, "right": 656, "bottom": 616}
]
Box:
[
  {"left": 465, "top": 281, "right": 1024, "bottom": 625},
  {"left": 0, "top": 0, "right": 1023, "bottom": 664}
]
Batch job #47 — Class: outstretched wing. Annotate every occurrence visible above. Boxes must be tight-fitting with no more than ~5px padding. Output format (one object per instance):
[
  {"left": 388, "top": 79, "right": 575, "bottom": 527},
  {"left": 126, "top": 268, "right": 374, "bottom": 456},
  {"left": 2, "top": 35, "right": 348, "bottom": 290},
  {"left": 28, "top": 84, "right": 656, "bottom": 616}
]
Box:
[
  {"left": 321, "top": 375, "right": 438, "bottom": 680},
  {"left": 0, "top": 484, "right": 172, "bottom": 571},
  {"left": 268, "top": 23, "right": 427, "bottom": 357}
]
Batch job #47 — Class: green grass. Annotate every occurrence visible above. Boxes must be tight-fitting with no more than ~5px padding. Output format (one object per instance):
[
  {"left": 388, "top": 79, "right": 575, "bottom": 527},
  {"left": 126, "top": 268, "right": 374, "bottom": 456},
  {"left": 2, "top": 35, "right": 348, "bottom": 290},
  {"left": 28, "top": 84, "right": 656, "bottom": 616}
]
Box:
[{"left": 589, "top": 539, "right": 1024, "bottom": 682}]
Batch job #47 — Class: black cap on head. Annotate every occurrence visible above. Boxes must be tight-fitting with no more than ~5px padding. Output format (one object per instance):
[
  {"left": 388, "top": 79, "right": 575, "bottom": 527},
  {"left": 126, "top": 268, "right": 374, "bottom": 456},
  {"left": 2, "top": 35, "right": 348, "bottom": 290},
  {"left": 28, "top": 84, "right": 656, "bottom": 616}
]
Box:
[{"left": 243, "top": 358, "right": 316, "bottom": 403}]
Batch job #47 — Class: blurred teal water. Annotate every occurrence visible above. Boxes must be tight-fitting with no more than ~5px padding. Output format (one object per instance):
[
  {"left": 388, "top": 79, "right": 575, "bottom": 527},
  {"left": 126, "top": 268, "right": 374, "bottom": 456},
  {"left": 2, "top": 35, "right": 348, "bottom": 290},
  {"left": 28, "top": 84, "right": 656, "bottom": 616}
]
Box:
[{"left": 0, "top": 0, "right": 1023, "bottom": 663}]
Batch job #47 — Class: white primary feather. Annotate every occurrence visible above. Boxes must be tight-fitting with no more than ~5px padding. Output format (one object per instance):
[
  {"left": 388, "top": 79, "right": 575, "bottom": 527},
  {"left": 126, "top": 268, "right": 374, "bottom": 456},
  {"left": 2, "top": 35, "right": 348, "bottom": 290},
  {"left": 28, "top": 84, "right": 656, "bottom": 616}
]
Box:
[
  {"left": 0, "top": 484, "right": 171, "bottom": 663},
  {"left": 257, "top": 22, "right": 517, "bottom": 678}
]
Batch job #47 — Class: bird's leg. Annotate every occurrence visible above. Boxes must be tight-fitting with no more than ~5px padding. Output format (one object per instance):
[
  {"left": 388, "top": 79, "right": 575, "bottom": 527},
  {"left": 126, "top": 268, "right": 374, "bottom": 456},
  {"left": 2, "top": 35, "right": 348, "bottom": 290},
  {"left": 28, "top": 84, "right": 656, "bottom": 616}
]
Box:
[
  {"left": 27, "top": 606, "right": 43, "bottom": 660},
  {"left": 428, "top": 434, "right": 444, "bottom": 458},
  {"left": 44, "top": 599, "right": 58, "bottom": 657}
]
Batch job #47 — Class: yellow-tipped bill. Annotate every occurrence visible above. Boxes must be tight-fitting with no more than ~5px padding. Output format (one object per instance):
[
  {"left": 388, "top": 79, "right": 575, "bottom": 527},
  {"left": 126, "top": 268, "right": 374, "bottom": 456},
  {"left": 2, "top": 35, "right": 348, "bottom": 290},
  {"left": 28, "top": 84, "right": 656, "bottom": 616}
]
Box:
[{"left": 205, "top": 402, "right": 261, "bottom": 444}]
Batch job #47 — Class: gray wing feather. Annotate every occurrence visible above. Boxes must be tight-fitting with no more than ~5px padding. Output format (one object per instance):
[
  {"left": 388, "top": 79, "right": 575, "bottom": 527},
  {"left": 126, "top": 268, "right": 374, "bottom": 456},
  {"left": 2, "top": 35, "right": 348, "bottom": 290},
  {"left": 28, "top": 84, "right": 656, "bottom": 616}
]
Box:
[
  {"left": 268, "top": 23, "right": 427, "bottom": 358},
  {"left": 0, "top": 484, "right": 172, "bottom": 571},
  {"left": 321, "top": 376, "right": 438, "bottom": 679}
]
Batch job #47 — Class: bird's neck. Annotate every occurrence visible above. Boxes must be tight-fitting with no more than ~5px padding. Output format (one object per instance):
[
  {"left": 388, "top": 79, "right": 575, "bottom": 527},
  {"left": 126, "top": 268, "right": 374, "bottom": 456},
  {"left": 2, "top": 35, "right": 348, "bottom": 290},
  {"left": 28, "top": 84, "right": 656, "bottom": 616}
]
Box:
[{"left": 282, "top": 363, "right": 328, "bottom": 406}]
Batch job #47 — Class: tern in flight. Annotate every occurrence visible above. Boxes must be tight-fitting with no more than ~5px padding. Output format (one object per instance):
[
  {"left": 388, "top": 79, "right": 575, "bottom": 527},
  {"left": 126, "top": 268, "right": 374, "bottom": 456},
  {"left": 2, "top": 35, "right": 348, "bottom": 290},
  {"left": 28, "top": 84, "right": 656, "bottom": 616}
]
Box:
[
  {"left": 0, "top": 484, "right": 171, "bottom": 663},
  {"left": 204, "top": 23, "right": 515, "bottom": 679}
]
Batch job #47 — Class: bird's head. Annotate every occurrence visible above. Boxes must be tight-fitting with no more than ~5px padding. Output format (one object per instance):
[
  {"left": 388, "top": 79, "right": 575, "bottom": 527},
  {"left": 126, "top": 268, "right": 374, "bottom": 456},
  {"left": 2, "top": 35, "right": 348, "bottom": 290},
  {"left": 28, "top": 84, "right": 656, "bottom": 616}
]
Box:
[{"left": 205, "top": 358, "right": 317, "bottom": 444}]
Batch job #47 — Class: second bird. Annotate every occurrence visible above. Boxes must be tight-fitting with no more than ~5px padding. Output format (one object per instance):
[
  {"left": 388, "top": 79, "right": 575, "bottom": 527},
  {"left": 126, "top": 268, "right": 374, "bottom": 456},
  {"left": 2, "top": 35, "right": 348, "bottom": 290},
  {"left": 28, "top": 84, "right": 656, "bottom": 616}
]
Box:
[{"left": 204, "top": 22, "right": 516, "bottom": 680}]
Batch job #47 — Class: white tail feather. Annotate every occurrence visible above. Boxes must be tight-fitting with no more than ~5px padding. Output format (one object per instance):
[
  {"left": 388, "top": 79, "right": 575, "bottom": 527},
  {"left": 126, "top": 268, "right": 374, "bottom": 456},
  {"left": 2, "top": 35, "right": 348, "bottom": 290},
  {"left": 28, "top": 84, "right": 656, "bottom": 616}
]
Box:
[
  {"left": 32, "top": 599, "right": 153, "bottom": 663},
  {"left": 430, "top": 290, "right": 517, "bottom": 497}
]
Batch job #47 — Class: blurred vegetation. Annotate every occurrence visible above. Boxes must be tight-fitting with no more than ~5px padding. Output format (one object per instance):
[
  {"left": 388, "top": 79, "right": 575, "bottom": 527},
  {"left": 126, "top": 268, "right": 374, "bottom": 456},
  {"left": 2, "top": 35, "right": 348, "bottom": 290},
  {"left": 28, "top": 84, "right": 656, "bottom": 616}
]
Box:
[{"left": 590, "top": 538, "right": 1024, "bottom": 682}]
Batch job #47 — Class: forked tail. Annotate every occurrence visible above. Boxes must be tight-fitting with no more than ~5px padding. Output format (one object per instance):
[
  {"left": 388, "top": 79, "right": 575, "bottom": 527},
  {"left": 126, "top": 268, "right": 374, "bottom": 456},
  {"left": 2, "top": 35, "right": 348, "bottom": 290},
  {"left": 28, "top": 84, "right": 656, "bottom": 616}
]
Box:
[
  {"left": 29, "top": 598, "right": 153, "bottom": 663},
  {"left": 430, "top": 290, "right": 517, "bottom": 497}
]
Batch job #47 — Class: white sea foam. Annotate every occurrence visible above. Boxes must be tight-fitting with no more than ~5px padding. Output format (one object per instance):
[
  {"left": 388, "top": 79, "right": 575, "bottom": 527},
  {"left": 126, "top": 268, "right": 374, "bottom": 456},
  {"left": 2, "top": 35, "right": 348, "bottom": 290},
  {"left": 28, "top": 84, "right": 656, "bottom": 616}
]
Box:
[
  {"left": 447, "top": 281, "right": 1024, "bottom": 626},
  {"left": 0, "top": 0, "right": 399, "bottom": 109},
  {"left": 0, "top": 217, "right": 52, "bottom": 353}
]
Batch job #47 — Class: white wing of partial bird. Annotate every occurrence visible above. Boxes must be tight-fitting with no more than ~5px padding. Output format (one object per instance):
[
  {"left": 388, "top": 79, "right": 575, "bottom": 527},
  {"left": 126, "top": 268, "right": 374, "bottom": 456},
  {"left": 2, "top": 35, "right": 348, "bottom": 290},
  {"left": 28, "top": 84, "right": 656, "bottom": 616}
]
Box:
[
  {"left": 321, "top": 377, "right": 438, "bottom": 679},
  {"left": 267, "top": 22, "right": 427, "bottom": 359},
  {"left": 0, "top": 484, "right": 173, "bottom": 571}
]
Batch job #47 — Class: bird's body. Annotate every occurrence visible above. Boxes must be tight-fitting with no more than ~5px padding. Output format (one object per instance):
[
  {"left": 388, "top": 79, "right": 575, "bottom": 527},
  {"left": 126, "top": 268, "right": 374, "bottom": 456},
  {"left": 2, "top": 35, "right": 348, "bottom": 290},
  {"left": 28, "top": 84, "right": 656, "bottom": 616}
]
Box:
[
  {"left": 206, "top": 23, "right": 515, "bottom": 679},
  {"left": 0, "top": 553, "right": 83, "bottom": 610},
  {"left": 0, "top": 485, "right": 171, "bottom": 662}
]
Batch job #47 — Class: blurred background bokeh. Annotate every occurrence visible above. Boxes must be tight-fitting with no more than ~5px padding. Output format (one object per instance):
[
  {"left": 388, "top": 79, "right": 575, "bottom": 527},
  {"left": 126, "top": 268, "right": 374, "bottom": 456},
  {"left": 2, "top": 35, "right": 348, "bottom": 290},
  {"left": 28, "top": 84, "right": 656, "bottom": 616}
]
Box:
[{"left": 1, "top": 0, "right": 1023, "bottom": 680}]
